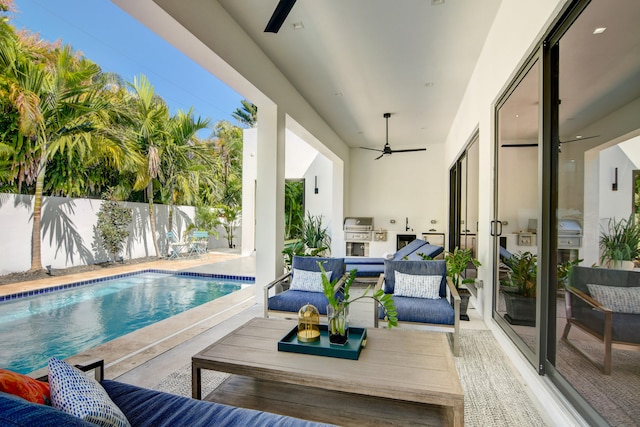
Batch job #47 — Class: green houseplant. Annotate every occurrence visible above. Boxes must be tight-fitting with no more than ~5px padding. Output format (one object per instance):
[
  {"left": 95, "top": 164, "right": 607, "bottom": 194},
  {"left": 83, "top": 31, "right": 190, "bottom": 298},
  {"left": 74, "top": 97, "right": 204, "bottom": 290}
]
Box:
[
  {"left": 282, "top": 213, "right": 332, "bottom": 270},
  {"left": 319, "top": 264, "right": 397, "bottom": 345},
  {"left": 445, "top": 247, "right": 481, "bottom": 321},
  {"left": 557, "top": 257, "right": 582, "bottom": 289},
  {"left": 300, "top": 212, "right": 331, "bottom": 255},
  {"left": 500, "top": 251, "right": 537, "bottom": 326},
  {"left": 599, "top": 215, "right": 640, "bottom": 270}
]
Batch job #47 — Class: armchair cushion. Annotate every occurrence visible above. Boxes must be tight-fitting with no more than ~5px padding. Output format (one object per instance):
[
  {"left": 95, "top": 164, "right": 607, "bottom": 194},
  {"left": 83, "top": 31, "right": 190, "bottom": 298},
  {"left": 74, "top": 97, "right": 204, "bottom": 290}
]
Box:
[
  {"left": 268, "top": 290, "right": 333, "bottom": 315},
  {"left": 586, "top": 284, "right": 640, "bottom": 314},
  {"left": 383, "top": 260, "right": 447, "bottom": 297},
  {"left": 379, "top": 296, "right": 454, "bottom": 325},
  {"left": 392, "top": 239, "right": 428, "bottom": 260},
  {"left": 393, "top": 272, "right": 441, "bottom": 299},
  {"left": 289, "top": 269, "right": 332, "bottom": 293},
  {"left": 404, "top": 244, "right": 445, "bottom": 260}
]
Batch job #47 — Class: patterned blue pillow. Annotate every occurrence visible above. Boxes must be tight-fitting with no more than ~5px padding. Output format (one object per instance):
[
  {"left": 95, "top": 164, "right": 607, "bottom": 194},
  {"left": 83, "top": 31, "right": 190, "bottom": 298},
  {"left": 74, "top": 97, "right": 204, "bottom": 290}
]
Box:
[
  {"left": 290, "top": 268, "right": 332, "bottom": 292},
  {"left": 394, "top": 271, "right": 441, "bottom": 299},
  {"left": 586, "top": 284, "right": 640, "bottom": 314},
  {"left": 48, "top": 357, "right": 130, "bottom": 427}
]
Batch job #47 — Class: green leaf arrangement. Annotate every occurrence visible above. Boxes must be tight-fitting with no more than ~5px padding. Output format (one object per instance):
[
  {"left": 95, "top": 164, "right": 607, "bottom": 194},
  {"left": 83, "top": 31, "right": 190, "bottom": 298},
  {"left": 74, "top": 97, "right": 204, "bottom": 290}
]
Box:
[{"left": 319, "top": 262, "right": 398, "bottom": 335}]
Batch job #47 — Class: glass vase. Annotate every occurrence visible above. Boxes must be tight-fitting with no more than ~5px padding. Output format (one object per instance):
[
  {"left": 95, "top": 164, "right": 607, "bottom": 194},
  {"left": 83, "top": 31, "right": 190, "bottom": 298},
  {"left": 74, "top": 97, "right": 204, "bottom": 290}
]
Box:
[{"left": 327, "top": 304, "right": 349, "bottom": 345}]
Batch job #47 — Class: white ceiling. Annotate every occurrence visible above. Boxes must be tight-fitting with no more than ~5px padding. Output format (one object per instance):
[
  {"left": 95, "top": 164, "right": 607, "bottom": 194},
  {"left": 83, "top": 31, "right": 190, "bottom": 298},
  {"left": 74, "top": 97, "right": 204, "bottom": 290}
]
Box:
[
  {"left": 215, "top": 0, "right": 503, "bottom": 151},
  {"left": 138, "top": 0, "right": 639, "bottom": 154}
]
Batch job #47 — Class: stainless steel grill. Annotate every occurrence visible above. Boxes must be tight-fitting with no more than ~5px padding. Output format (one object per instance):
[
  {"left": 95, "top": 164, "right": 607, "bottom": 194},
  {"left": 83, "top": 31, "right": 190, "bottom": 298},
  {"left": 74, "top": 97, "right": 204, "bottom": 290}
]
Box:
[
  {"left": 558, "top": 219, "right": 582, "bottom": 249},
  {"left": 344, "top": 217, "right": 373, "bottom": 242}
]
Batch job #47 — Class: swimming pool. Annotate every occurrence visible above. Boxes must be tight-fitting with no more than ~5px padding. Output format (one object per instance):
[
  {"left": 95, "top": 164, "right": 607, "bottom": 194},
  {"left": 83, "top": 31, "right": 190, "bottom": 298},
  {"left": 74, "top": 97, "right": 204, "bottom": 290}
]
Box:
[{"left": 0, "top": 270, "right": 254, "bottom": 374}]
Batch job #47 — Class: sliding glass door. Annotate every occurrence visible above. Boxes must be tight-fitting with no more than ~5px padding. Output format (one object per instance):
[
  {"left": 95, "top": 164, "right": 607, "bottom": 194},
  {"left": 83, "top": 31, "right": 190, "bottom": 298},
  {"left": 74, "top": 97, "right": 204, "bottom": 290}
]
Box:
[{"left": 493, "top": 59, "right": 541, "bottom": 362}]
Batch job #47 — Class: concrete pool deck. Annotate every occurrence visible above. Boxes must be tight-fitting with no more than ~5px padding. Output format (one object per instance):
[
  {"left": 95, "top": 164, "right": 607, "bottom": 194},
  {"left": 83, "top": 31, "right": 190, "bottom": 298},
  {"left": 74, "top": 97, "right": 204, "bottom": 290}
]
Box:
[{"left": 2, "top": 251, "right": 260, "bottom": 380}]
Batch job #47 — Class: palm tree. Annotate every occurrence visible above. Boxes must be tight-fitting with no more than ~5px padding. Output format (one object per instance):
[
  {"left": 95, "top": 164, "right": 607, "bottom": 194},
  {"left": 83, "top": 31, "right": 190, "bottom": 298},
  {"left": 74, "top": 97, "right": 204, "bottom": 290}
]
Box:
[
  {"left": 161, "top": 108, "right": 213, "bottom": 232},
  {"left": 0, "top": 23, "right": 137, "bottom": 271},
  {"left": 231, "top": 99, "right": 257, "bottom": 128},
  {"left": 125, "top": 74, "right": 172, "bottom": 257},
  {"left": 210, "top": 120, "right": 243, "bottom": 204}
]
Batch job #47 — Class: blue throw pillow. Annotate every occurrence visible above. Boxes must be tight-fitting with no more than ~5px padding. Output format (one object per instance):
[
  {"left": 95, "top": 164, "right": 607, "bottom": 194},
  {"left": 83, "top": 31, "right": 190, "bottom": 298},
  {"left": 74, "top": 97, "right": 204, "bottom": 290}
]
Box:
[
  {"left": 394, "top": 271, "right": 441, "bottom": 299},
  {"left": 48, "top": 357, "right": 130, "bottom": 427},
  {"left": 290, "top": 268, "right": 332, "bottom": 292}
]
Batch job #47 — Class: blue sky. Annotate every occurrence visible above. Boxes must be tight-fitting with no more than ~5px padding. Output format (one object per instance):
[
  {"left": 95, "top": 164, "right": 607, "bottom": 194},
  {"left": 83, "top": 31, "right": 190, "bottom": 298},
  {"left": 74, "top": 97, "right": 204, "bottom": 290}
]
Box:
[{"left": 11, "top": 0, "right": 245, "bottom": 135}]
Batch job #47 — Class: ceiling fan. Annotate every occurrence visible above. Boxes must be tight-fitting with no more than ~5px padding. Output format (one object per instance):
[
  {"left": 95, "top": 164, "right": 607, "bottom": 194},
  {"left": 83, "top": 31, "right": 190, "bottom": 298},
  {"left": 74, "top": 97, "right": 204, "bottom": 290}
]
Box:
[
  {"left": 501, "top": 134, "right": 600, "bottom": 148},
  {"left": 360, "top": 113, "right": 427, "bottom": 160},
  {"left": 264, "top": 0, "right": 297, "bottom": 33}
]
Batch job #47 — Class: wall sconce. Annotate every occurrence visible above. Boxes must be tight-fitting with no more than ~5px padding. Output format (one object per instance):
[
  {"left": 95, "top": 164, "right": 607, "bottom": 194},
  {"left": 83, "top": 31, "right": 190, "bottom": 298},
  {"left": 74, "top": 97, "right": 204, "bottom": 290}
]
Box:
[
  {"left": 612, "top": 167, "right": 618, "bottom": 191},
  {"left": 314, "top": 176, "right": 319, "bottom": 194}
]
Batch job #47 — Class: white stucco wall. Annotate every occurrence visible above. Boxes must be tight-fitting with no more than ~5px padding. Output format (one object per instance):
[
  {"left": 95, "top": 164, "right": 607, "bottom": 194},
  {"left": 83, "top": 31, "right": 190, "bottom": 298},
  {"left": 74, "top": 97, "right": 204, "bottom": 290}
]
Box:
[
  {"left": 348, "top": 143, "right": 447, "bottom": 256},
  {"left": 443, "top": 0, "right": 569, "bottom": 317},
  {"left": 0, "top": 194, "right": 232, "bottom": 275},
  {"left": 242, "top": 127, "right": 336, "bottom": 256}
]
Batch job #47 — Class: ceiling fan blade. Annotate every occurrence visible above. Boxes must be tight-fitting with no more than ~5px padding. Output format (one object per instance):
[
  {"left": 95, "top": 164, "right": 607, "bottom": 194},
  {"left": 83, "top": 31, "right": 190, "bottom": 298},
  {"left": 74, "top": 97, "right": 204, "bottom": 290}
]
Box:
[
  {"left": 264, "top": 0, "right": 297, "bottom": 33},
  {"left": 359, "top": 146, "right": 384, "bottom": 153},
  {"left": 501, "top": 143, "right": 539, "bottom": 148},
  {"left": 390, "top": 148, "right": 427, "bottom": 153},
  {"left": 559, "top": 135, "right": 600, "bottom": 143},
  {"left": 374, "top": 153, "right": 385, "bottom": 160}
]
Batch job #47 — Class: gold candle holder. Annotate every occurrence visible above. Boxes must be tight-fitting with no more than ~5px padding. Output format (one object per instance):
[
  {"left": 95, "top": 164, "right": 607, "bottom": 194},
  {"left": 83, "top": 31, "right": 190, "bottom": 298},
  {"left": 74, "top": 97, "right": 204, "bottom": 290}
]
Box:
[{"left": 297, "top": 303, "right": 320, "bottom": 343}]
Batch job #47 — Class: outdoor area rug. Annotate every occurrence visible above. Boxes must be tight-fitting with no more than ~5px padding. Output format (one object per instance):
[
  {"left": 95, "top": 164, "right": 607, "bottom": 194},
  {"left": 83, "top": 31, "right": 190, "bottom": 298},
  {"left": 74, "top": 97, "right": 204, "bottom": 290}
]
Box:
[
  {"left": 554, "top": 338, "right": 640, "bottom": 426},
  {"left": 152, "top": 329, "right": 548, "bottom": 426},
  {"left": 454, "top": 330, "right": 547, "bottom": 427},
  {"left": 151, "top": 366, "right": 230, "bottom": 398}
]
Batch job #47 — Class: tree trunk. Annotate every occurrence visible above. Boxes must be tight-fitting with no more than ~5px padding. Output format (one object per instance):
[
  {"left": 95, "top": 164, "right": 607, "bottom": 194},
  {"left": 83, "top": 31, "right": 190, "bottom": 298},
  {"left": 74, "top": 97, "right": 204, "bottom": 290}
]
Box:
[
  {"left": 168, "top": 203, "right": 174, "bottom": 232},
  {"left": 147, "top": 183, "right": 161, "bottom": 258},
  {"left": 29, "top": 158, "right": 47, "bottom": 272}
]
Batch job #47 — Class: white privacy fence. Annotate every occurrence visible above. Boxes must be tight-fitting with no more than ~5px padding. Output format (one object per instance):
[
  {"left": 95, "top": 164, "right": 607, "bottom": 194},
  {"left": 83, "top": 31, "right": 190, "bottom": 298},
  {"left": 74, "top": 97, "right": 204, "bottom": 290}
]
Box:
[{"left": 0, "top": 193, "right": 237, "bottom": 275}]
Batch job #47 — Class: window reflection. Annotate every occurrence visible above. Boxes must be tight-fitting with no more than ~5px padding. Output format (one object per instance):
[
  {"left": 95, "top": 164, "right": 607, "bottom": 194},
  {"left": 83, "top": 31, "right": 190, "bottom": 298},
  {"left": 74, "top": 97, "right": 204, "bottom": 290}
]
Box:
[
  {"left": 555, "top": 0, "right": 640, "bottom": 424},
  {"left": 495, "top": 60, "right": 540, "bottom": 354}
]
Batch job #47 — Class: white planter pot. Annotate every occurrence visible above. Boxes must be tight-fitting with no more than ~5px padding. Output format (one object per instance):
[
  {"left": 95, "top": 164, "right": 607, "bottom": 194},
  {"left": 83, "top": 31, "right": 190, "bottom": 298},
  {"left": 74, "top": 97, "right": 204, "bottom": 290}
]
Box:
[{"left": 606, "top": 259, "right": 635, "bottom": 271}]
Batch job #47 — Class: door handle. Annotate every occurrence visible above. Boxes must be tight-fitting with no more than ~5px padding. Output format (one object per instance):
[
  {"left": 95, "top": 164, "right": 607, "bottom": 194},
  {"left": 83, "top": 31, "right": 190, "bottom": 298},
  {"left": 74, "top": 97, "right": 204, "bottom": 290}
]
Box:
[{"left": 490, "top": 220, "right": 503, "bottom": 236}]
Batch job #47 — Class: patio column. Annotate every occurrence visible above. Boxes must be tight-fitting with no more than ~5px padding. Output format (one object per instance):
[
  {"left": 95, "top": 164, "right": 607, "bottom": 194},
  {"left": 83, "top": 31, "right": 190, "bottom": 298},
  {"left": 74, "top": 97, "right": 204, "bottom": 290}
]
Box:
[{"left": 255, "top": 104, "right": 286, "bottom": 301}]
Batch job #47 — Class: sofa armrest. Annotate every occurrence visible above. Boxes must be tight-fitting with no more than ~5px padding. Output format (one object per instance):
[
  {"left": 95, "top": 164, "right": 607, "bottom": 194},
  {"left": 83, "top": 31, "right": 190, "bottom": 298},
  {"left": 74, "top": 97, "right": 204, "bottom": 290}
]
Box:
[
  {"left": 565, "top": 286, "right": 611, "bottom": 314},
  {"left": 446, "top": 277, "right": 460, "bottom": 356},
  {"left": 373, "top": 274, "right": 385, "bottom": 327},
  {"left": 263, "top": 272, "right": 292, "bottom": 318},
  {"left": 265, "top": 272, "right": 292, "bottom": 293},
  {"left": 374, "top": 273, "right": 385, "bottom": 292},
  {"left": 36, "top": 359, "right": 104, "bottom": 382}
]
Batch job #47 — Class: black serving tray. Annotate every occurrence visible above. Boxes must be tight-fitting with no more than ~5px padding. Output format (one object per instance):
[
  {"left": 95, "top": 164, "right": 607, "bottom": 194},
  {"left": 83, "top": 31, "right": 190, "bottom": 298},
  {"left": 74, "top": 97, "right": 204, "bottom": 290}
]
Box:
[{"left": 278, "top": 325, "right": 367, "bottom": 360}]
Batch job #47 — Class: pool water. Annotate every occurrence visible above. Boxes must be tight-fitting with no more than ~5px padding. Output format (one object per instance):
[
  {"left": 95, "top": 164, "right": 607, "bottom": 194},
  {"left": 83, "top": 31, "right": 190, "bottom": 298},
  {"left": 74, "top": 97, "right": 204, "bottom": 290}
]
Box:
[{"left": 0, "top": 272, "right": 252, "bottom": 374}]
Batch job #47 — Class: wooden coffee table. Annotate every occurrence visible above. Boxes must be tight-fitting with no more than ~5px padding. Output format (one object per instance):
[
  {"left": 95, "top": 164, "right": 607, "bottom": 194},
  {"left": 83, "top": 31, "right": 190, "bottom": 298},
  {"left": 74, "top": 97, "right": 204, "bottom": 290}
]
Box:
[{"left": 192, "top": 317, "right": 464, "bottom": 426}]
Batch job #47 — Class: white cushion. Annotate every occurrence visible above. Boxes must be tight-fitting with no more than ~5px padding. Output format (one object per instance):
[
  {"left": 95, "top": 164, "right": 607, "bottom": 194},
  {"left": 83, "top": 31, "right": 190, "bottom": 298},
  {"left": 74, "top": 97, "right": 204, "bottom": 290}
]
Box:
[
  {"left": 586, "top": 284, "right": 640, "bottom": 314},
  {"left": 289, "top": 269, "right": 332, "bottom": 292},
  {"left": 48, "top": 357, "right": 130, "bottom": 427},
  {"left": 394, "top": 271, "right": 441, "bottom": 299}
]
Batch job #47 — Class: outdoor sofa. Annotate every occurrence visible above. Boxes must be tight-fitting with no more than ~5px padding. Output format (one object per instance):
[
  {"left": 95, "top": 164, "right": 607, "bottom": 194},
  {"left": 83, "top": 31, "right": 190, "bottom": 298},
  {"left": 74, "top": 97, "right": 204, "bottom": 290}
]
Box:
[
  {"left": 345, "top": 238, "right": 444, "bottom": 277},
  {"left": 0, "top": 360, "right": 333, "bottom": 427}
]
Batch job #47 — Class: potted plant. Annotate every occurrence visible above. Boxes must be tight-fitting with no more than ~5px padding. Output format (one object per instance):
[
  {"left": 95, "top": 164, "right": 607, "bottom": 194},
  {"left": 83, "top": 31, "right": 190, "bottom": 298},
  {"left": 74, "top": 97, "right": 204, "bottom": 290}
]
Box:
[
  {"left": 500, "top": 251, "right": 537, "bottom": 326},
  {"left": 281, "top": 213, "right": 332, "bottom": 271},
  {"left": 599, "top": 215, "right": 640, "bottom": 270},
  {"left": 445, "top": 247, "right": 481, "bottom": 321},
  {"left": 300, "top": 212, "right": 331, "bottom": 256},
  {"left": 319, "top": 264, "right": 397, "bottom": 345}
]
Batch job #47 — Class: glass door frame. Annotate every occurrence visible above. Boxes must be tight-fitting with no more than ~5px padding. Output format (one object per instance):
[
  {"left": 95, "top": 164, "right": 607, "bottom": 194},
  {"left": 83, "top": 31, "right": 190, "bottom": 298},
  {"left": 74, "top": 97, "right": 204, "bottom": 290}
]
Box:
[
  {"left": 449, "top": 132, "right": 479, "bottom": 254},
  {"left": 492, "top": 50, "right": 547, "bottom": 373}
]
